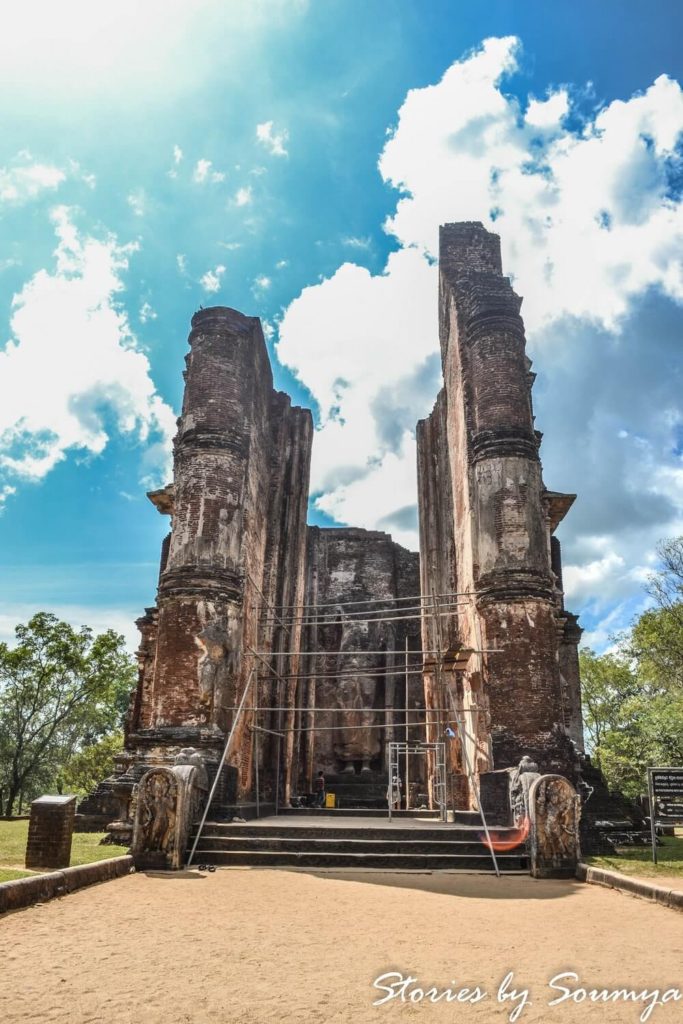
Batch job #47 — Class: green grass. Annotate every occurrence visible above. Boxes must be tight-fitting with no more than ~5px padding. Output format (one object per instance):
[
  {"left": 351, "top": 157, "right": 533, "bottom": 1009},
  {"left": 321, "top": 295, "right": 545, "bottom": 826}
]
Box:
[
  {"left": 586, "top": 833, "right": 683, "bottom": 881},
  {"left": 0, "top": 818, "right": 127, "bottom": 883}
]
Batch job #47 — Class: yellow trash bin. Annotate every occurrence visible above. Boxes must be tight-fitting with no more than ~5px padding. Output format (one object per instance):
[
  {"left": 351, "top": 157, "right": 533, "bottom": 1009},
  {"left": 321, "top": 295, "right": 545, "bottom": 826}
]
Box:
[{"left": 325, "top": 792, "right": 336, "bottom": 808}]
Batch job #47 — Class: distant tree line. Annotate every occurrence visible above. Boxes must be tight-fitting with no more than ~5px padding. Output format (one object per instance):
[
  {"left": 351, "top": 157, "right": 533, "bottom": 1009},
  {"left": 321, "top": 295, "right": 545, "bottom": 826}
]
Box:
[
  {"left": 0, "top": 613, "right": 134, "bottom": 816},
  {"left": 580, "top": 537, "right": 683, "bottom": 798}
]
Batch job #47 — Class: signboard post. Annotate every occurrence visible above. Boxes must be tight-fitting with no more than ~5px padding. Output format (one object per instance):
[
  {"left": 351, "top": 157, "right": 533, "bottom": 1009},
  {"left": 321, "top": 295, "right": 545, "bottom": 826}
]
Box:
[{"left": 647, "top": 767, "right": 683, "bottom": 864}]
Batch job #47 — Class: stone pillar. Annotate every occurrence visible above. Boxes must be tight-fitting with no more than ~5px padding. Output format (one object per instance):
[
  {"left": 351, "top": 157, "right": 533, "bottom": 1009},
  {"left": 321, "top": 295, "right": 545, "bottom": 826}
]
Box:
[{"left": 25, "top": 795, "right": 76, "bottom": 869}]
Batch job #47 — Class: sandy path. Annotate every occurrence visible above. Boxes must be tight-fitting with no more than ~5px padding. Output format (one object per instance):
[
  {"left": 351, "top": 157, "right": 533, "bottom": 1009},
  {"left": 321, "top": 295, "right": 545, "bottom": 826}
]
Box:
[{"left": 1, "top": 868, "right": 683, "bottom": 1024}]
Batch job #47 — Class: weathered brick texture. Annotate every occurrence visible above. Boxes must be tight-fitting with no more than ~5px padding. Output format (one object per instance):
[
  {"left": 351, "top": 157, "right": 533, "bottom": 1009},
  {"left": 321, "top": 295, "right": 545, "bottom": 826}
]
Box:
[
  {"left": 126, "top": 308, "right": 313, "bottom": 807},
  {"left": 82, "top": 225, "right": 585, "bottom": 825},
  {"left": 25, "top": 795, "right": 76, "bottom": 869},
  {"left": 417, "top": 222, "right": 583, "bottom": 802}
]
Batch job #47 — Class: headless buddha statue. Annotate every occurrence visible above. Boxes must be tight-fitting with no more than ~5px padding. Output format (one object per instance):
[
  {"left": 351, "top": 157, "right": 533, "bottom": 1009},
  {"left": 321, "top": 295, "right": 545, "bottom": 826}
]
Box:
[{"left": 333, "top": 608, "right": 380, "bottom": 773}]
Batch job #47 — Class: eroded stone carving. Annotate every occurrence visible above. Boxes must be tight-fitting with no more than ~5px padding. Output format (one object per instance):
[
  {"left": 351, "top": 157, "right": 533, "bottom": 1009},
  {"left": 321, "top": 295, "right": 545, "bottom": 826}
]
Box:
[
  {"left": 529, "top": 774, "right": 580, "bottom": 878},
  {"left": 131, "top": 749, "right": 209, "bottom": 870},
  {"left": 509, "top": 755, "right": 540, "bottom": 828},
  {"left": 133, "top": 768, "right": 178, "bottom": 860},
  {"left": 334, "top": 610, "right": 380, "bottom": 773},
  {"left": 196, "top": 613, "right": 241, "bottom": 724}
]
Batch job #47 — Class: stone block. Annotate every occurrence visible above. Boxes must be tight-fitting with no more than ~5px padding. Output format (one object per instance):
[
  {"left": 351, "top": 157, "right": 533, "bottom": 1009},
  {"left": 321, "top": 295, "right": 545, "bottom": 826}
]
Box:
[{"left": 25, "top": 795, "right": 76, "bottom": 870}]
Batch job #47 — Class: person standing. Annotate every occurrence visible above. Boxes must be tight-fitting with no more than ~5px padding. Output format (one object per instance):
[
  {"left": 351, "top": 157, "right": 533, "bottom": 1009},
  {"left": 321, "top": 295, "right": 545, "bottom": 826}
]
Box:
[{"left": 313, "top": 770, "right": 326, "bottom": 807}]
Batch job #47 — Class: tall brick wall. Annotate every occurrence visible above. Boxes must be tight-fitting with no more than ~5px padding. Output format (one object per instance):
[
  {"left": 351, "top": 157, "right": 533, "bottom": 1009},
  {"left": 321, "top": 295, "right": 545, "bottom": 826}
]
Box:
[
  {"left": 417, "top": 222, "right": 583, "bottom": 802},
  {"left": 126, "top": 308, "right": 313, "bottom": 805}
]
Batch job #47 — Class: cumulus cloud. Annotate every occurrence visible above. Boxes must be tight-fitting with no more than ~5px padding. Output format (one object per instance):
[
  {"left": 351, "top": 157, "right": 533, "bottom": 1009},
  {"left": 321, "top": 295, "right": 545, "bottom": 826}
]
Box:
[
  {"left": 200, "top": 265, "right": 226, "bottom": 293},
  {"left": 234, "top": 185, "right": 252, "bottom": 206},
  {"left": 278, "top": 246, "right": 437, "bottom": 516},
  {"left": 379, "top": 36, "right": 683, "bottom": 332},
  {"left": 193, "top": 158, "right": 225, "bottom": 184},
  {"left": 0, "top": 158, "right": 66, "bottom": 204},
  {"left": 256, "top": 120, "right": 289, "bottom": 157},
  {"left": 0, "top": 207, "right": 175, "bottom": 496},
  {"left": 253, "top": 274, "right": 271, "bottom": 292},
  {"left": 277, "top": 35, "right": 683, "bottom": 641}
]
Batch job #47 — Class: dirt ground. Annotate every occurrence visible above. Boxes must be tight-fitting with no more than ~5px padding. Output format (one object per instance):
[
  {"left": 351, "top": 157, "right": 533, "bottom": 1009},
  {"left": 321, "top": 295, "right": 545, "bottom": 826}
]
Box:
[{"left": 2, "top": 868, "right": 683, "bottom": 1024}]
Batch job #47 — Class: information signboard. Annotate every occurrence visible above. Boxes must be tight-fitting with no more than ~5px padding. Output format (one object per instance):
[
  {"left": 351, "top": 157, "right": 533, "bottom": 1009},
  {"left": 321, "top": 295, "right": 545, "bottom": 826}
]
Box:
[{"left": 647, "top": 767, "right": 683, "bottom": 863}]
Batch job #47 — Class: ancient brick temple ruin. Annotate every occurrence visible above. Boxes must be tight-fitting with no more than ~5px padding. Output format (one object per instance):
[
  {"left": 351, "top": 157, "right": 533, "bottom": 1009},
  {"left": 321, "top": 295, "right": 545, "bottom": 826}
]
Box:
[{"left": 80, "top": 222, "right": 584, "bottom": 834}]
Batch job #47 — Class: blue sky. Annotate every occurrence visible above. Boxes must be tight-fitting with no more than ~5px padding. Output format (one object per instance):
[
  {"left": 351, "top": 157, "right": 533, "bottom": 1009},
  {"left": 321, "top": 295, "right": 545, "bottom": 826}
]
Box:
[{"left": 0, "top": 0, "right": 681, "bottom": 650}]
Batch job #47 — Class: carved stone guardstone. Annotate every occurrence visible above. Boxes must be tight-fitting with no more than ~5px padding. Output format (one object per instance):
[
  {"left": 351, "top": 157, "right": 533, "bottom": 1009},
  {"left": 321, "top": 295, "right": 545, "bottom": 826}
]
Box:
[
  {"left": 528, "top": 774, "right": 581, "bottom": 878},
  {"left": 131, "top": 748, "right": 208, "bottom": 870}
]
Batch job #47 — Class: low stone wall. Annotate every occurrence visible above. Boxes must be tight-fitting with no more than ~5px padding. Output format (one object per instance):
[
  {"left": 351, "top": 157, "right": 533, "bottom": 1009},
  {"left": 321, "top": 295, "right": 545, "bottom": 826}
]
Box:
[
  {"left": 577, "top": 862, "right": 683, "bottom": 913},
  {"left": 0, "top": 855, "right": 133, "bottom": 915}
]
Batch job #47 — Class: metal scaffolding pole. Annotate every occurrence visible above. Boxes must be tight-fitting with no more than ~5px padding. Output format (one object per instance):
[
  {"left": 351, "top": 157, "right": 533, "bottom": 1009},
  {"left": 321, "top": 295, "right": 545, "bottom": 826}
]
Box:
[{"left": 187, "top": 667, "right": 255, "bottom": 869}]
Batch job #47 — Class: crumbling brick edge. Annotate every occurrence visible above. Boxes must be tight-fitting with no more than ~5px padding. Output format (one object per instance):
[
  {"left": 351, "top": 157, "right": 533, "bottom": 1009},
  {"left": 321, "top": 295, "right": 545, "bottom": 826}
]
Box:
[
  {"left": 0, "top": 855, "right": 134, "bottom": 915},
  {"left": 577, "top": 862, "right": 683, "bottom": 913}
]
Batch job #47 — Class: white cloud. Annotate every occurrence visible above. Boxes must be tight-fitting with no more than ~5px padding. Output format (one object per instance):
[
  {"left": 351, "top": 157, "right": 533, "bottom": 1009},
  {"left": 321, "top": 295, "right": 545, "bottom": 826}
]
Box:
[
  {"left": 193, "top": 158, "right": 225, "bottom": 184},
  {"left": 278, "top": 246, "right": 437, "bottom": 536},
  {"left": 525, "top": 89, "right": 569, "bottom": 128},
  {"left": 253, "top": 274, "right": 271, "bottom": 291},
  {"left": 200, "top": 265, "right": 226, "bottom": 293},
  {"left": 277, "top": 34, "right": 683, "bottom": 582},
  {"left": 234, "top": 185, "right": 253, "bottom": 206},
  {"left": 139, "top": 301, "right": 157, "bottom": 323},
  {"left": 127, "top": 188, "right": 146, "bottom": 216},
  {"left": 0, "top": 159, "right": 66, "bottom": 204},
  {"left": 0, "top": 484, "right": 16, "bottom": 509},
  {"left": 173, "top": 144, "right": 183, "bottom": 165},
  {"left": 0, "top": 207, "right": 175, "bottom": 497},
  {"left": 176, "top": 253, "right": 188, "bottom": 275},
  {"left": 256, "top": 120, "right": 289, "bottom": 157},
  {"left": 379, "top": 36, "right": 683, "bottom": 332},
  {"left": 276, "top": 259, "right": 289, "bottom": 269},
  {"left": 342, "top": 235, "right": 372, "bottom": 250}
]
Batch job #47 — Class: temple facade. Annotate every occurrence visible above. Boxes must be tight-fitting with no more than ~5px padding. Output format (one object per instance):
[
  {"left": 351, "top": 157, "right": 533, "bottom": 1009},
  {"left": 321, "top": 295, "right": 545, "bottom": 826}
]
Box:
[{"left": 80, "top": 222, "right": 584, "bottom": 831}]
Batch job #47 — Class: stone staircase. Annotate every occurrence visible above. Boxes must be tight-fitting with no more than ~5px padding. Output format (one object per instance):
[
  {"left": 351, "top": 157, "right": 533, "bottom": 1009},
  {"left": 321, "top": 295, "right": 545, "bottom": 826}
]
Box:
[
  {"left": 322, "top": 771, "right": 389, "bottom": 809},
  {"left": 188, "top": 815, "right": 529, "bottom": 872}
]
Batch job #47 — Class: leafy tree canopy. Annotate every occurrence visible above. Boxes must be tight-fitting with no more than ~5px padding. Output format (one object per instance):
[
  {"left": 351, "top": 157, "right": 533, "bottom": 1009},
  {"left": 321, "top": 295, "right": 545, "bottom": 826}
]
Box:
[
  {"left": 580, "top": 536, "right": 683, "bottom": 799},
  {"left": 0, "top": 613, "right": 135, "bottom": 816}
]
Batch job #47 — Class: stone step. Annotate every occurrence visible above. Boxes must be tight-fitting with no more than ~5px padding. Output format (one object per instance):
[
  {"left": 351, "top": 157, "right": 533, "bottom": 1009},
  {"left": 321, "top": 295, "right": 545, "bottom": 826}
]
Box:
[
  {"left": 279, "top": 807, "right": 440, "bottom": 818},
  {"left": 189, "top": 836, "right": 512, "bottom": 856},
  {"left": 278, "top": 811, "right": 444, "bottom": 819},
  {"left": 188, "top": 849, "right": 527, "bottom": 871},
  {"left": 193, "top": 823, "right": 504, "bottom": 842}
]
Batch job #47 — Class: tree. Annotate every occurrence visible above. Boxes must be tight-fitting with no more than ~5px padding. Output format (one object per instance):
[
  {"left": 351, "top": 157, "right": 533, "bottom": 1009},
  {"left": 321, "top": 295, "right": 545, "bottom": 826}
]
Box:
[
  {"left": 633, "top": 537, "right": 683, "bottom": 689},
  {"left": 59, "top": 731, "right": 124, "bottom": 799},
  {"left": 0, "top": 613, "right": 135, "bottom": 816},
  {"left": 578, "top": 536, "right": 683, "bottom": 799},
  {"left": 579, "top": 648, "right": 641, "bottom": 765}
]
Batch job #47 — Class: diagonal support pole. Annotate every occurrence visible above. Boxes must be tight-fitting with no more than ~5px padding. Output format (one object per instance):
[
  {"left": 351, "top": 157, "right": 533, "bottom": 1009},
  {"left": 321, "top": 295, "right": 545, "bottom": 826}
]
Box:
[{"left": 186, "top": 667, "right": 255, "bottom": 869}]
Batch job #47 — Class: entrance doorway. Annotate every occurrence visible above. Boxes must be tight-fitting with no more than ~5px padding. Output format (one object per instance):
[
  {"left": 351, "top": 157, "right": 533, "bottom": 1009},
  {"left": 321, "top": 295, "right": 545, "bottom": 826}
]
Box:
[{"left": 387, "top": 741, "right": 446, "bottom": 821}]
